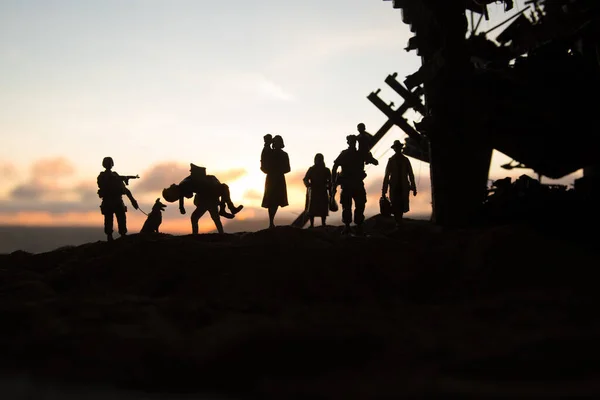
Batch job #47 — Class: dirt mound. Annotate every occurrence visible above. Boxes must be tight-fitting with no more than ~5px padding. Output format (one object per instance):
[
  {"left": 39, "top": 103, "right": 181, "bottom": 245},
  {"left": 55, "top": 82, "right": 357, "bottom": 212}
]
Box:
[{"left": 0, "top": 217, "right": 598, "bottom": 399}]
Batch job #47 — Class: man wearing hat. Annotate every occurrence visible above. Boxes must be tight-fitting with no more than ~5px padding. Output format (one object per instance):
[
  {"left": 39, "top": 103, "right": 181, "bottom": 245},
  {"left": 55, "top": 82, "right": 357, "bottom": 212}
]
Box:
[
  {"left": 382, "top": 139, "right": 417, "bottom": 226},
  {"left": 162, "top": 163, "right": 243, "bottom": 234}
]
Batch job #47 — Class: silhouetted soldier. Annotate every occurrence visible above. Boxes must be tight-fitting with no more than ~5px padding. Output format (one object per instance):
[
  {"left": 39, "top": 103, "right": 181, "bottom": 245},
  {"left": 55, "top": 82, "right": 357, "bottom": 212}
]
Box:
[
  {"left": 97, "top": 156, "right": 139, "bottom": 241},
  {"left": 382, "top": 140, "right": 416, "bottom": 226},
  {"left": 332, "top": 135, "right": 368, "bottom": 235},
  {"left": 261, "top": 135, "right": 290, "bottom": 228},
  {"left": 356, "top": 123, "right": 379, "bottom": 166},
  {"left": 162, "top": 163, "right": 243, "bottom": 234},
  {"left": 303, "top": 153, "right": 332, "bottom": 228}
]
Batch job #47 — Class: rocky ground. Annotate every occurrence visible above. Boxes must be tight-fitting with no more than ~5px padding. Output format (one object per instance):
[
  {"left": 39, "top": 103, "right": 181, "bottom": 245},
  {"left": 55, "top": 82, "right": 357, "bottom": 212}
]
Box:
[{"left": 0, "top": 216, "right": 598, "bottom": 399}]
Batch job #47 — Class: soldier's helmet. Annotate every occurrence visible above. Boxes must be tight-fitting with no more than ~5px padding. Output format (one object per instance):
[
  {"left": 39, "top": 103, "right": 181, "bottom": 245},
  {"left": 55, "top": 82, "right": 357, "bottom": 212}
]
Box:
[{"left": 102, "top": 157, "right": 114, "bottom": 169}]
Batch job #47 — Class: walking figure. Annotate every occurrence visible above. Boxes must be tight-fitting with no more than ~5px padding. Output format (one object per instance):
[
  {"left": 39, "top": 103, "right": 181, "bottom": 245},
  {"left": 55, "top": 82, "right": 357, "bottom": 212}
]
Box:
[
  {"left": 331, "top": 135, "right": 368, "bottom": 235},
  {"left": 97, "top": 156, "right": 139, "bottom": 241},
  {"left": 382, "top": 140, "right": 417, "bottom": 226},
  {"left": 162, "top": 164, "right": 243, "bottom": 234},
  {"left": 261, "top": 135, "right": 290, "bottom": 228},
  {"left": 303, "top": 153, "right": 332, "bottom": 227}
]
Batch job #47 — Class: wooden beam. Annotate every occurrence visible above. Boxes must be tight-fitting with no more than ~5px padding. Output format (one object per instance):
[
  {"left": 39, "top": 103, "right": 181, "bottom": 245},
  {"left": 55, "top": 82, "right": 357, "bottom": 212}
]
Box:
[
  {"left": 384, "top": 73, "right": 427, "bottom": 115},
  {"left": 367, "top": 91, "right": 422, "bottom": 141}
]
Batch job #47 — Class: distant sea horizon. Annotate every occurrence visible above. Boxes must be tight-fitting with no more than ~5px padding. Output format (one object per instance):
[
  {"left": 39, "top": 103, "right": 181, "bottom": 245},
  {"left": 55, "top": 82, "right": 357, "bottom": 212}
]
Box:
[{"left": 0, "top": 225, "right": 109, "bottom": 254}]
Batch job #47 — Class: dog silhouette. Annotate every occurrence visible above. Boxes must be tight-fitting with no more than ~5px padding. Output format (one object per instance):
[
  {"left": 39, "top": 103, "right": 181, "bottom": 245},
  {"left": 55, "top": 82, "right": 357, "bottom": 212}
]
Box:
[{"left": 140, "top": 198, "right": 167, "bottom": 233}]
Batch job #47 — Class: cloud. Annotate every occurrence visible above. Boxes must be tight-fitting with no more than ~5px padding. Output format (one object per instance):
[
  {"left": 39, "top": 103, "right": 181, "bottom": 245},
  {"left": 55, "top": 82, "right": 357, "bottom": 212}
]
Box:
[
  {"left": 269, "top": 27, "right": 408, "bottom": 71},
  {"left": 133, "top": 162, "right": 190, "bottom": 194},
  {"left": 6, "top": 157, "right": 82, "bottom": 201},
  {"left": 0, "top": 199, "right": 99, "bottom": 214},
  {"left": 9, "top": 181, "right": 55, "bottom": 201},
  {"left": 4, "top": 157, "right": 101, "bottom": 203},
  {"left": 254, "top": 76, "right": 295, "bottom": 102},
  {"left": 7, "top": 178, "right": 98, "bottom": 203},
  {"left": 30, "top": 157, "right": 75, "bottom": 180},
  {"left": 218, "top": 168, "right": 247, "bottom": 182},
  {"left": 0, "top": 159, "right": 252, "bottom": 221},
  {"left": 0, "top": 162, "right": 18, "bottom": 180},
  {"left": 243, "top": 189, "right": 263, "bottom": 201},
  {"left": 285, "top": 170, "right": 307, "bottom": 191},
  {"left": 74, "top": 182, "right": 100, "bottom": 203},
  {"left": 134, "top": 162, "right": 248, "bottom": 194},
  {"left": 211, "top": 71, "right": 295, "bottom": 103}
]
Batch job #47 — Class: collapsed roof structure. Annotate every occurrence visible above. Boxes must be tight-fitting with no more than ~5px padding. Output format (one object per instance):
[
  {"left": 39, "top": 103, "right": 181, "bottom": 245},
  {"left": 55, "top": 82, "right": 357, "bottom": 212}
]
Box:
[{"left": 370, "top": 0, "right": 600, "bottom": 226}]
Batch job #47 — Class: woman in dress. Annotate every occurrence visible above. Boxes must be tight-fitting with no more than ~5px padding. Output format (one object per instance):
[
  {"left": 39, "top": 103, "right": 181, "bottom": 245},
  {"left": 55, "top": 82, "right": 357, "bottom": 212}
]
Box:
[
  {"left": 303, "top": 153, "right": 331, "bottom": 227},
  {"left": 261, "top": 135, "right": 291, "bottom": 228}
]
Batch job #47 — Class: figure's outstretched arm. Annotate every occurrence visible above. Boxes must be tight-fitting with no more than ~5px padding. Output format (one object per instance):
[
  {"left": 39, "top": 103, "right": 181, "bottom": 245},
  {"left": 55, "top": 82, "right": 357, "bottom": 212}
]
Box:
[
  {"left": 179, "top": 196, "right": 186, "bottom": 214},
  {"left": 331, "top": 163, "right": 340, "bottom": 190},
  {"left": 366, "top": 152, "right": 379, "bottom": 166},
  {"left": 96, "top": 175, "right": 103, "bottom": 198},
  {"left": 124, "top": 188, "right": 138, "bottom": 209},
  {"left": 303, "top": 168, "right": 311, "bottom": 188}
]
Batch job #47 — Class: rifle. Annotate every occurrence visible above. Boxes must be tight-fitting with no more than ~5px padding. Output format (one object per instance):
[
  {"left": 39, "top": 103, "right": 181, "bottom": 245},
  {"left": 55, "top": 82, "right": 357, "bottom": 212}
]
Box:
[{"left": 120, "top": 174, "right": 140, "bottom": 186}]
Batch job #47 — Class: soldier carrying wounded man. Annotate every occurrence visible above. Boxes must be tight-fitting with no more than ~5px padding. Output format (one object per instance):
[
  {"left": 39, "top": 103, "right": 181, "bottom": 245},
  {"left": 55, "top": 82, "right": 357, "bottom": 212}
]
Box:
[{"left": 162, "top": 163, "right": 243, "bottom": 234}]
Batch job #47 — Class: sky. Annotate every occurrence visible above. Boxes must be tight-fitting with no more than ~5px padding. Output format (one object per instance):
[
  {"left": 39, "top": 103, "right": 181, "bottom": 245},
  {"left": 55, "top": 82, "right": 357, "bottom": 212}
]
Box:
[{"left": 0, "top": 0, "right": 583, "bottom": 234}]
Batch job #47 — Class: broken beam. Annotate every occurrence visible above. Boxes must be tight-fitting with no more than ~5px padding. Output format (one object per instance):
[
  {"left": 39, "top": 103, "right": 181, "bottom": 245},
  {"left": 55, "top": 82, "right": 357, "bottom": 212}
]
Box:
[
  {"left": 367, "top": 90, "right": 422, "bottom": 140},
  {"left": 384, "top": 73, "right": 427, "bottom": 115}
]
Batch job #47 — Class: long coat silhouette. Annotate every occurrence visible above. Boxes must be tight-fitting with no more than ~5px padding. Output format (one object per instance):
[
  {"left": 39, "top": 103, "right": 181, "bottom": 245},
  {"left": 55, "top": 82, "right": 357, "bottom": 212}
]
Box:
[
  {"left": 382, "top": 140, "right": 416, "bottom": 218},
  {"left": 261, "top": 137, "right": 291, "bottom": 208}
]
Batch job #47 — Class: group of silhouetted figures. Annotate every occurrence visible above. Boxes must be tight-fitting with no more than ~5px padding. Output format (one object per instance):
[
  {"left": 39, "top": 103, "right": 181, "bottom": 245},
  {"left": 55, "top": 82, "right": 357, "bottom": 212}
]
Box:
[{"left": 96, "top": 123, "right": 418, "bottom": 241}]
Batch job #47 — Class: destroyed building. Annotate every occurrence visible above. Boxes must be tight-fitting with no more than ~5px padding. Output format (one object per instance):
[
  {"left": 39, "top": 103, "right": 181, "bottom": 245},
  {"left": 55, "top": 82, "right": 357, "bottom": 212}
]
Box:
[{"left": 368, "top": 0, "right": 600, "bottom": 227}]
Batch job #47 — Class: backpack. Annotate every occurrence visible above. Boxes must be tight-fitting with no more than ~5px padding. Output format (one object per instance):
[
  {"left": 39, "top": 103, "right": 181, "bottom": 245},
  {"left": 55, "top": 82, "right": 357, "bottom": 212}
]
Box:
[{"left": 97, "top": 171, "right": 124, "bottom": 199}]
